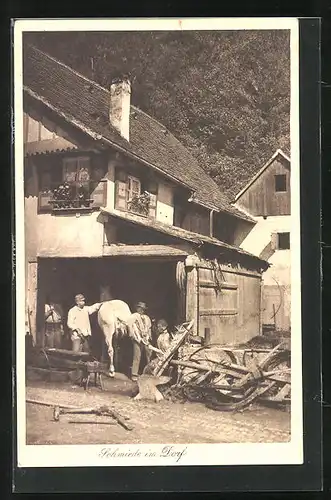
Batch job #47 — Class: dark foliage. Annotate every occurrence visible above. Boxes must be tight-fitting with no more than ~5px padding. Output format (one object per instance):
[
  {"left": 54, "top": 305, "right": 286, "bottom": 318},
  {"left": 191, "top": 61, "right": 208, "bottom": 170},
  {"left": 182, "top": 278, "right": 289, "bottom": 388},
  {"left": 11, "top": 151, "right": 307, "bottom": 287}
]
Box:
[{"left": 24, "top": 30, "right": 290, "bottom": 199}]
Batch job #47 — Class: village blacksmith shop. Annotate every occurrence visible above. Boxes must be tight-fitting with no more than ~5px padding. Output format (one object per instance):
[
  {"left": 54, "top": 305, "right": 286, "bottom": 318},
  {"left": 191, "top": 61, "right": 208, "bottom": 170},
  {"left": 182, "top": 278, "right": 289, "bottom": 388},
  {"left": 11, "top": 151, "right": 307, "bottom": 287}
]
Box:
[{"left": 23, "top": 45, "right": 269, "bottom": 371}]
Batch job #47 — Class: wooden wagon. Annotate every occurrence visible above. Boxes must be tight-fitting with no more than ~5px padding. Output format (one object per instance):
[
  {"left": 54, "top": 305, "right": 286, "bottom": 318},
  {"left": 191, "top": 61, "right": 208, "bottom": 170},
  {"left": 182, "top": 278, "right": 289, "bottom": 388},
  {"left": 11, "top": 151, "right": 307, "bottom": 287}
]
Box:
[{"left": 147, "top": 324, "right": 291, "bottom": 411}]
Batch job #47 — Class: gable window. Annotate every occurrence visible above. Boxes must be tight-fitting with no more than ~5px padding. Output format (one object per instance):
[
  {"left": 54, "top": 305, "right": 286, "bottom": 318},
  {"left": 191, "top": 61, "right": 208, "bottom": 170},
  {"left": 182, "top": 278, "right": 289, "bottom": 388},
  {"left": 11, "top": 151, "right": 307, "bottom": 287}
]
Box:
[
  {"left": 115, "top": 169, "right": 157, "bottom": 218},
  {"left": 277, "top": 232, "right": 290, "bottom": 249},
  {"left": 274, "top": 174, "right": 287, "bottom": 192},
  {"left": 38, "top": 155, "right": 107, "bottom": 212}
]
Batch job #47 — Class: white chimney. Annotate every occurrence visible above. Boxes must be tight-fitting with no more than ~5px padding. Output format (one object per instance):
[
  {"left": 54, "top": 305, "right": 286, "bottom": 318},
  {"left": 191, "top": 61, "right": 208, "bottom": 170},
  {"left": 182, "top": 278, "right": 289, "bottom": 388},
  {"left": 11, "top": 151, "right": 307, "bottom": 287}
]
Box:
[{"left": 109, "top": 79, "right": 131, "bottom": 141}]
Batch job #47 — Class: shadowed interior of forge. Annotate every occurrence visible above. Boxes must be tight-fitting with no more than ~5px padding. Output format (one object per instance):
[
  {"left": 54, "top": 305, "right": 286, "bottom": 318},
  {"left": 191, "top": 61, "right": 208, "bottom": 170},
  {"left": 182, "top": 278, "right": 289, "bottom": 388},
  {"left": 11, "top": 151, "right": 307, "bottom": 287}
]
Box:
[{"left": 36, "top": 257, "right": 179, "bottom": 375}]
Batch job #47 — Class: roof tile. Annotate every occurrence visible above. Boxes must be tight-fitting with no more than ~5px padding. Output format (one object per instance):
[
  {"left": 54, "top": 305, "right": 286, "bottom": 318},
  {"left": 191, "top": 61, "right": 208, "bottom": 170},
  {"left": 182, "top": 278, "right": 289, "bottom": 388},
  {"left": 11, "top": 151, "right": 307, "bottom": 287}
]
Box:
[{"left": 23, "top": 44, "right": 252, "bottom": 222}]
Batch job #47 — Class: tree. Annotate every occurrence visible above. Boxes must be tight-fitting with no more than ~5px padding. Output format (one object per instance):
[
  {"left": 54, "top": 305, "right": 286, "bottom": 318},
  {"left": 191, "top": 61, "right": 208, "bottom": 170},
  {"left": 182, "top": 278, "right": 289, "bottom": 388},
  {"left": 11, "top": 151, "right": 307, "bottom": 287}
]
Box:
[{"left": 24, "top": 30, "right": 290, "bottom": 199}]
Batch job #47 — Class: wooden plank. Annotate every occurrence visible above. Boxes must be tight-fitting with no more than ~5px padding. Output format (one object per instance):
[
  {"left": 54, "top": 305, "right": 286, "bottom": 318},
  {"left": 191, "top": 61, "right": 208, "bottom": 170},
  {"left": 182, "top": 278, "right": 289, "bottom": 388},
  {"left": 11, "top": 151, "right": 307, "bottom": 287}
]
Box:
[
  {"left": 193, "top": 261, "right": 262, "bottom": 278},
  {"left": 26, "top": 398, "right": 86, "bottom": 410},
  {"left": 102, "top": 244, "right": 188, "bottom": 257},
  {"left": 27, "top": 261, "right": 38, "bottom": 344},
  {"left": 186, "top": 266, "right": 198, "bottom": 335},
  {"left": 43, "top": 348, "right": 91, "bottom": 359},
  {"left": 199, "top": 280, "right": 238, "bottom": 290},
  {"left": 199, "top": 309, "right": 238, "bottom": 316},
  {"left": 153, "top": 321, "right": 194, "bottom": 376}
]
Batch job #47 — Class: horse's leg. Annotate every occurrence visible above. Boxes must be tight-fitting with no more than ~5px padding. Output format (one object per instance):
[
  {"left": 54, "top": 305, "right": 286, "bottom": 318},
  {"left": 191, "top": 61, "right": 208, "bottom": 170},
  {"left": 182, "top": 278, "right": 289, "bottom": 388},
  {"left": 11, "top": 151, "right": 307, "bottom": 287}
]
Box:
[{"left": 102, "top": 324, "right": 115, "bottom": 377}]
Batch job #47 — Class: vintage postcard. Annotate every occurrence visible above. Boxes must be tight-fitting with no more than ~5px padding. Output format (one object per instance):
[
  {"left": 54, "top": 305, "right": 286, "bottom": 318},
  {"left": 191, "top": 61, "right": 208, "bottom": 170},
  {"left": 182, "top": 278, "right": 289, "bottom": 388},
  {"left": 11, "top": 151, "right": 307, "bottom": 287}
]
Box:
[{"left": 14, "top": 17, "right": 302, "bottom": 468}]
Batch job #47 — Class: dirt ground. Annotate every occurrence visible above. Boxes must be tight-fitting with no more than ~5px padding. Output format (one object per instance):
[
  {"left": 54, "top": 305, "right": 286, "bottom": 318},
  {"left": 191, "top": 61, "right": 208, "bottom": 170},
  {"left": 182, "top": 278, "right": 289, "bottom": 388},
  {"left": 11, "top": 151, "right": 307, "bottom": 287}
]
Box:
[{"left": 25, "top": 373, "right": 290, "bottom": 445}]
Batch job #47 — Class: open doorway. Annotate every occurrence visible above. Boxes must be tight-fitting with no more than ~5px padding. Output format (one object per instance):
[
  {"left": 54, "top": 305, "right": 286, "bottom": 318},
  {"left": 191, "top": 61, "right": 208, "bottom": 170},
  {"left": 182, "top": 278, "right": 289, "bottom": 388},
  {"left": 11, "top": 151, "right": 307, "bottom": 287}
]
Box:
[{"left": 37, "top": 257, "right": 180, "bottom": 375}]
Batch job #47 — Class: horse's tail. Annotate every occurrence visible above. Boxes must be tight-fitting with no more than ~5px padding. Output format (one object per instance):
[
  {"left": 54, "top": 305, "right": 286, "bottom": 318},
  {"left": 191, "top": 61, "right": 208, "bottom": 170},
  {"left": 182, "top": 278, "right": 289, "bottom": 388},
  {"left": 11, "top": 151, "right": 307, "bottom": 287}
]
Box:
[{"left": 115, "top": 318, "right": 129, "bottom": 337}]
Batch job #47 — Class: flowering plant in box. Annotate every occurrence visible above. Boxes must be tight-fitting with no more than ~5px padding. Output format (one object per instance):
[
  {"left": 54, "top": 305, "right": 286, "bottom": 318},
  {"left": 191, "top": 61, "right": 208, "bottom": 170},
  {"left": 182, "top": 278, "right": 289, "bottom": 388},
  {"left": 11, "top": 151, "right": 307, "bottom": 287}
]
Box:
[
  {"left": 50, "top": 182, "right": 91, "bottom": 209},
  {"left": 128, "top": 191, "right": 151, "bottom": 216}
]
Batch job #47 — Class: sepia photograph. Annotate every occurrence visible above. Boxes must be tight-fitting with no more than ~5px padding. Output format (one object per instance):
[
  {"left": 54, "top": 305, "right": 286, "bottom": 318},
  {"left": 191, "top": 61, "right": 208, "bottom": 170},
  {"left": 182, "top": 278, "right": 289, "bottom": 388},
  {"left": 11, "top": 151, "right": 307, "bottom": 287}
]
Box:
[{"left": 14, "top": 18, "right": 302, "bottom": 468}]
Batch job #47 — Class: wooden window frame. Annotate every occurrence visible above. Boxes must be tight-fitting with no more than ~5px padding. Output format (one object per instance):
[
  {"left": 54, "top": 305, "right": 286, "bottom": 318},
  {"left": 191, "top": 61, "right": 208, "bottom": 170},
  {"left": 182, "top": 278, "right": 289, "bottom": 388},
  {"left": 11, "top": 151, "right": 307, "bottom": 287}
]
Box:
[
  {"left": 127, "top": 175, "right": 142, "bottom": 202},
  {"left": 115, "top": 169, "right": 157, "bottom": 219},
  {"left": 38, "top": 155, "right": 107, "bottom": 213},
  {"left": 277, "top": 232, "right": 290, "bottom": 250},
  {"left": 274, "top": 174, "right": 287, "bottom": 193}
]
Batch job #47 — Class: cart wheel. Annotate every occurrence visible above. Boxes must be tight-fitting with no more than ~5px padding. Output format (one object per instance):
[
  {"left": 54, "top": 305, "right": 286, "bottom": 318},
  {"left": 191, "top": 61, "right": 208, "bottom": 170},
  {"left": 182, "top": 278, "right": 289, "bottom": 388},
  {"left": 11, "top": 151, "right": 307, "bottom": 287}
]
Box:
[
  {"left": 188, "top": 345, "right": 239, "bottom": 398},
  {"left": 53, "top": 406, "right": 60, "bottom": 422},
  {"left": 260, "top": 350, "right": 291, "bottom": 403}
]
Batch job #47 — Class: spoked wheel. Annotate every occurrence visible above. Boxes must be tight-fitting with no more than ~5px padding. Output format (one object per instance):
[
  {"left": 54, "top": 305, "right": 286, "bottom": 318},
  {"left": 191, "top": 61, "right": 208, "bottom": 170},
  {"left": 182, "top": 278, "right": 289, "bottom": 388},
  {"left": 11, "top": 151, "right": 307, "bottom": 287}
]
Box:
[
  {"left": 187, "top": 344, "right": 239, "bottom": 398},
  {"left": 177, "top": 344, "right": 253, "bottom": 407},
  {"left": 258, "top": 350, "right": 291, "bottom": 404},
  {"left": 203, "top": 346, "right": 290, "bottom": 412}
]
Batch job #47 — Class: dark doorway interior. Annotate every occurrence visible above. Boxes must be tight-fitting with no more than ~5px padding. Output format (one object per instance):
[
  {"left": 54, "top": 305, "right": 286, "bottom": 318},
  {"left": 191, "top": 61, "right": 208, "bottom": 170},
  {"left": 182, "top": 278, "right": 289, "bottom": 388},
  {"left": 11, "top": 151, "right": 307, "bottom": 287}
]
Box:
[{"left": 37, "top": 257, "right": 179, "bottom": 375}]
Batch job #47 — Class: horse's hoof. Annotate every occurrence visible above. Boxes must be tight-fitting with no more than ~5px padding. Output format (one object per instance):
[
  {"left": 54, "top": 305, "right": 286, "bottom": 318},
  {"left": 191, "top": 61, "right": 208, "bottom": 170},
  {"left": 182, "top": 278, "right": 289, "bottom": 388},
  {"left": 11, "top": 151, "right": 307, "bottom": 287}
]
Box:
[{"left": 109, "top": 372, "right": 115, "bottom": 378}]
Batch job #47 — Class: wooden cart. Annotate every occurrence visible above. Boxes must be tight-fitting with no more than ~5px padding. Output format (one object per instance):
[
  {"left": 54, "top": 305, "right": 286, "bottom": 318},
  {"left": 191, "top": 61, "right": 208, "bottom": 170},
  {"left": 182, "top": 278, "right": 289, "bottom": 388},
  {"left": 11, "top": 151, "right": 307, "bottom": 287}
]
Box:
[{"left": 169, "top": 341, "right": 291, "bottom": 410}]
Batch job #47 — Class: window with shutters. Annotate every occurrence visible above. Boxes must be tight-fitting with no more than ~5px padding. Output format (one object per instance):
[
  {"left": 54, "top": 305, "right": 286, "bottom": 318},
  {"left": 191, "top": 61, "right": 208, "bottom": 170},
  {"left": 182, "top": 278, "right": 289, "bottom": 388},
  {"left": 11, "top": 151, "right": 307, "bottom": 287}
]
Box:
[
  {"left": 38, "top": 155, "right": 107, "bottom": 213},
  {"left": 114, "top": 169, "right": 157, "bottom": 218}
]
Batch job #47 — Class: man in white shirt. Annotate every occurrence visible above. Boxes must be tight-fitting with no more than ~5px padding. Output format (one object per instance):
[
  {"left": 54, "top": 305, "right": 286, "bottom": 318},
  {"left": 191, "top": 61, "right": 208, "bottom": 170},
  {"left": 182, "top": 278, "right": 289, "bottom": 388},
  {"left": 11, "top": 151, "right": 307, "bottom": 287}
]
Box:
[
  {"left": 127, "top": 302, "right": 152, "bottom": 381},
  {"left": 67, "top": 294, "right": 102, "bottom": 353}
]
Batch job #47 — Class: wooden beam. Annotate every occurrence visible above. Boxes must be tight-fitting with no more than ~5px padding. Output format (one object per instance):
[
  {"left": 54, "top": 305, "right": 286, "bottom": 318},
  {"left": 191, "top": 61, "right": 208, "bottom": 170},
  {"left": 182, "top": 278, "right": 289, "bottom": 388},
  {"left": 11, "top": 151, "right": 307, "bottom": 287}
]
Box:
[
  {"left": 199, "top": 309, "right": 238, "bottom": 316},
  {"left": 199, "top": 280, "right": 238, "bottom": 290},
  {"left": 26, "top": 262, "right": 38, "bottom": 344},
  {"left": 102, "top": 244, "right": 188, "bottom": 257},
  {"left": 209, "top": 209, "right": 214, "bottom": 238}
]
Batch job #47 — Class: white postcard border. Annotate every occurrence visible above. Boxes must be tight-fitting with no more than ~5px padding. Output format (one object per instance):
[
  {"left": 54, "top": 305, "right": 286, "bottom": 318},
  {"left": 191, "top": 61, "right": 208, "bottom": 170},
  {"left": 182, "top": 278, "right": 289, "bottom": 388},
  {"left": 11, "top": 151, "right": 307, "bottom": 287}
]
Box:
[{"left": 14, "top": 17, "right": 302, "bottom": 468}]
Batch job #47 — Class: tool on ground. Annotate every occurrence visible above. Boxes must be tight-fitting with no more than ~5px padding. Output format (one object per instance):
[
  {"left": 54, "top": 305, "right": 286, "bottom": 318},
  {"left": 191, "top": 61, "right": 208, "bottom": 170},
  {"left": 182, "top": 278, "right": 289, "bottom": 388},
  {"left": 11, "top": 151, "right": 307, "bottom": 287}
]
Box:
[
  {"left": 134, "top": 374, "right": 172, "bottom": 402},
  {"left": 53, "top": 404, "right": 133, "bottom": 430},
  {"left": 133, "top": 320, "right": 194, "bottom": 402},
  {"left": 68, "top": 420, "right": 116, "bottom": 425}
]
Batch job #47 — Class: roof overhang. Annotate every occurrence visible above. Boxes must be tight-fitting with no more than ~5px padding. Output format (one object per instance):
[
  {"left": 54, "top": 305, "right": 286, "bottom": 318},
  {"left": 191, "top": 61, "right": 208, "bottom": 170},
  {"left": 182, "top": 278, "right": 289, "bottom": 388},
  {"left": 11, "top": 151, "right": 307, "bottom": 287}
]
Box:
[
  {"left": 102, "top": 244, "right": 188, "bottom": 258},
  {"left": 101, "top": 207, "right": 269, "bottom": 271},
  {"left": 24, "top": 137, "right": 78, "bottom": 156}
]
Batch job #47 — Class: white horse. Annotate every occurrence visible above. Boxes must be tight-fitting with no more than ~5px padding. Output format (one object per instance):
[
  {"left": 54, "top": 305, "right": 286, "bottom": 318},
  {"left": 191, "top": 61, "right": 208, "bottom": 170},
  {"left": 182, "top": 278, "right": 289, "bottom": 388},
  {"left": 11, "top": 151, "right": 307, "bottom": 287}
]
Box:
[{"left": 97, "top": 299, "right": 132, "bottom": 377}]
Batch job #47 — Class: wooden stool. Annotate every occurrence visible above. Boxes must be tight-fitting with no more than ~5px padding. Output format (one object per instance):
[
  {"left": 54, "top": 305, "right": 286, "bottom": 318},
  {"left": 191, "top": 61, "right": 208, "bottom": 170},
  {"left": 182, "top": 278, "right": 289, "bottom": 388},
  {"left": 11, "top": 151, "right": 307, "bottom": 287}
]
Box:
[{"left": 83, "top": 361, "right": 105, "bottom": 391}]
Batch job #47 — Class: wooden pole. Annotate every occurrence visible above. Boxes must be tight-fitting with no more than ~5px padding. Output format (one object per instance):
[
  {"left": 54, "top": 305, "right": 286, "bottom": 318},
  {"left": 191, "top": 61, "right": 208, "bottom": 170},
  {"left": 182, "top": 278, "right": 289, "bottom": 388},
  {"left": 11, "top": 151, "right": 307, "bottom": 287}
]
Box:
[
  {"left": 68, "top": 420, "right": 116, "bottom": 425},
  {"left": 209, "top": 210, "right": 214, "bottom": 238}
]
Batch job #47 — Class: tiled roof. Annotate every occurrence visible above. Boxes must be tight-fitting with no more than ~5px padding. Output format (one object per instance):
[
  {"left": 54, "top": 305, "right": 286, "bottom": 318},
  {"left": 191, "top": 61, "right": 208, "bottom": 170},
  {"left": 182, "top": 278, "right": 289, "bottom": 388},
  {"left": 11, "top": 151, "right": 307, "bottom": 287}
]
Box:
[
  {"left": 24, "top": 137, "right": 78, "bottom": 156},
  {"left": 23, "top": 44, "right": 253, "bottom": 222}
]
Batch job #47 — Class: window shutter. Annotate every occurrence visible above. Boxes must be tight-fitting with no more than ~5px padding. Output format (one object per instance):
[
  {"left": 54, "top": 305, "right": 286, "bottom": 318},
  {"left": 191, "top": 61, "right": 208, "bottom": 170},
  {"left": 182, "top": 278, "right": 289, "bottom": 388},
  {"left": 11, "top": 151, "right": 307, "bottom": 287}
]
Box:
[
  {"left": 148, "top": 193, "right": 157, "bottom": 218},
  {"left": 116, "top": 169, "right": 127, "bottom": 182},
  {"left": 127, "top": 176, "right": 141, "bottom": 201},
  {"left": 63, "top": 158, "right": 78, "bottom": 183},
  {"left": 91, "top": 154, "right": 107, "bottom": 181},
  {"left": 40, "top": 168, "right": 52, "bottom": 191},
  {"left": 115, "top": 180, "right": 128, "bottom": 210},
  {"left": 271, "top": 232, "right": 278, "bottom": 250},
  {"left": 77, "top": 159, "right": 90, "bottom": 185},
  {"left": 38, "top": 191, "right": 52, "bottom": 212},
  {"left": 91, "top": 179, "right": 107, "bottom": 208},
  {"left": 148, "top": 179, "right": 158, "bottom": 195}
]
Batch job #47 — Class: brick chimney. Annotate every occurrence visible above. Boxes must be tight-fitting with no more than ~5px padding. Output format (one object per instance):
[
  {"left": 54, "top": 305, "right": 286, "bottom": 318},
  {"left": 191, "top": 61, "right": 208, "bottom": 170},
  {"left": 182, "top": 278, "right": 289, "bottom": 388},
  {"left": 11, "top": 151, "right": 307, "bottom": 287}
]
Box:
[{"left": 109, "top": 79, "right": 131, "bottom": 141}]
